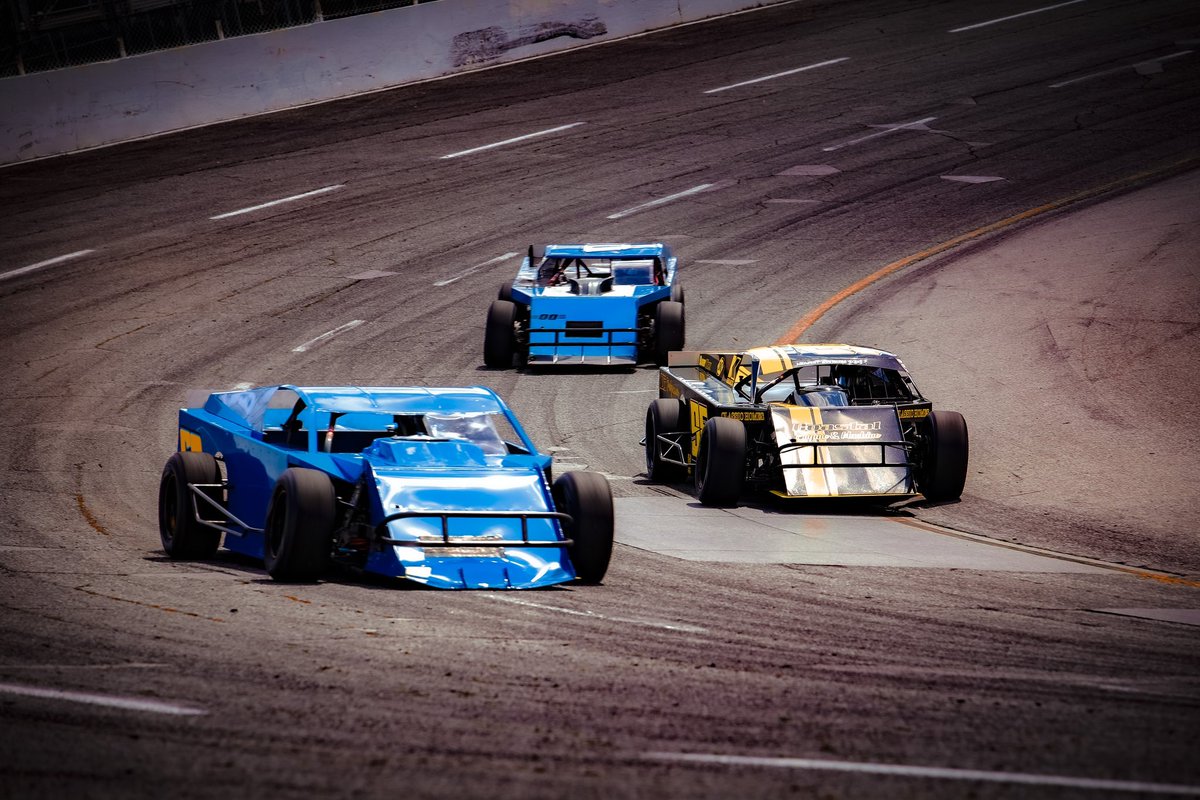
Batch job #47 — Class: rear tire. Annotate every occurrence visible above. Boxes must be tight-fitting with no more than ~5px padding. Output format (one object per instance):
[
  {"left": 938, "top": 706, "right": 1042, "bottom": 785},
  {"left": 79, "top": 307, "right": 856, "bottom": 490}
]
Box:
[
  {"left": 263, "top": 468, "right": 336, "bottom": 582},
  {"left": 484, "top": 299, "right": 517, "bottom": 368},
  {"left": 653, "top": 300, "right": 685, "bottom": 366},
  {"left": 917, "top": 410, "right": 969, "bottom": 502},
  {"left": 159, "top": 451, "right": 223, "bottom": 559},
  {"left": 645, "top": 398, "right": 687, "bottom": 483},
  {"left": 670, "top": 281, "right": 685, "bottom": 305},
  {"left": 695, "top": 416, "right": 746, "bottom": 507},
  {"left": 553, "top": 472, "right": 614, "bottom": 584}
]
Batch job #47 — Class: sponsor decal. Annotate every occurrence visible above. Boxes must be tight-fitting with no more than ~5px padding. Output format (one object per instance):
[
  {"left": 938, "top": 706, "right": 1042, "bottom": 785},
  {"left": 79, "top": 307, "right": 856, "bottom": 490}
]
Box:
[
  {"left": 660, "top": 375, "right": 681, "bottom": 399},
  {"left": 179, "top": 429, "right": 203, "bottom": 452},
  {"left": 790, "top": 419, "right": 883, "bottom": 442},
  {"left": 898, "top": 407, "right": 930, "bottom": 419},
  {"left": 722, "top": 411, "right": 765, "bottom": 422},
  {"left": 537, "top": 313, "right": 564, "bottom": 320}
]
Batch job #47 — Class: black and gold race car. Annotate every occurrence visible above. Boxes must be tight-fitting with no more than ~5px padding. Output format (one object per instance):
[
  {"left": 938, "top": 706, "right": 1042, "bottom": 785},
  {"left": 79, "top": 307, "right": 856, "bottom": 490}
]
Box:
[{"left": 644, "top": 345, "right": 968, "bottom": 506}]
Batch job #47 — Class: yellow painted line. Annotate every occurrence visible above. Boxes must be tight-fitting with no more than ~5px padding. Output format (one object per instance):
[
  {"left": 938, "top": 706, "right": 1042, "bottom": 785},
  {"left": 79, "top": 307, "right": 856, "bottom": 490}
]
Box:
[
  {"left": 893, "top": 517, "right": 1200, "bottom": 587},
  {"left": 774, "top": 156, "right": 1200, "bottom": 344}
]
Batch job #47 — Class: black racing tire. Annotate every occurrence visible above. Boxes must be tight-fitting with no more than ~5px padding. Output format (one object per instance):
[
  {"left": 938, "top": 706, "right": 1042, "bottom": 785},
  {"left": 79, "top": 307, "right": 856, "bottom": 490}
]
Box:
[
  {"left": 918, "top": 410, "right": 969, "bottom": 502},
  {"left": 498, "top": 280, "right": 514, "bottom": 302},
  {"left": 645, "top": 398, "right": 687, "bottom": 483},
  {"left": 653, "top": 300, "right": 685, "bottom": 366},
  {"left": 159, "top": 451, "right": 223, "bottom": 559},
  {"left": 553, "top": 472, "right": 614, "bottom": 585},
  {"left": 263, "top": 468, "right": 336, "bottom": 582},
  {"left": 670, "top": 280, "right": 685, "bottom": 306},
  {"left": 695, "top": 416, "right": 746, "bottom": 507},
  {"left": 484, "top": 299, "right": 517, "bottom": 369}
]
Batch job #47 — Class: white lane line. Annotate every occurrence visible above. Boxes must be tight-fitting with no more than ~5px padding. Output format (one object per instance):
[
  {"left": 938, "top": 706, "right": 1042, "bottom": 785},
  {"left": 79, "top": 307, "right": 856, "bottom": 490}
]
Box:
[
  {"left": 647, "top": 753, "right": 1200, "bottom": 796},
  {"left": 489, "top": 595, "right": 707, "bottom": 634},
  {"left": 0, "top": 682, "right": 205, "bottom": 716},
  {"left": 292, "top": 319, "right": 365, "bottom": 353},
  {"left": 1049, "top": 50, "right": 1194, "bottom": 88},
  {"left": 703, "top": 57, "right": 849, "bottom": 94},
  {"left": 696, "top": 259, "right": 759, "bottom": 265},
  {"left": 821, "top": 117, "right": 937, "bottom": 152},
  {"left": 949, "top": 0, "right": 1088, "bottom": 33},
  {"left": 434, "top": 252, "right": 520, "bottom": 287},
  {"left": 0, "top": 249, "right": 95, "bottom": 283},
  {"left": 440, "top": 122, "right": 585, "bottom": 160},
  {"left": 605, "top": 389, "right": 657, "bottom": 394},
  {"left": 210, "top": 184, "right": 344, "bottom": 220},
  {"left": 607, "top": 184, "right": 715, "bottom": 220}
]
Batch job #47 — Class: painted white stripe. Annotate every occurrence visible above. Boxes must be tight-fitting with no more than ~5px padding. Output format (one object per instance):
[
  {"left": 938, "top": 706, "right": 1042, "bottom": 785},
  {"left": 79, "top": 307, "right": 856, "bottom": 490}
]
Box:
[
  {"left": 490, "top": 595, "right": 707, "bottom": 634},
  {"left": 0, "top": 682, "right": 205, "bottom": 716},
  {"left": 210, "top": 184, "right": 344, "bottom": 220},
  {"left": 648, "top": 753, "right": 1200, "bottom": 796},
  {"left": 703, "top": 57, "right": 849, "bottom": 94},
  {"left": 1049, "top": 50, "right": 1194, "bottom": 88},
  {"left": 440, "top": 122, "right": 585, "bottom": 160},
  {"left": 949, "top": 0, "right": 1087, "bottom": 33},
  {"left": 605, "top": 389, "right": 657, "bottom": 394},
  {"left": 696, "top": 259, "right": 759, "bottom": 265},
  {"left": 434, "top": 252, "right": 520, "bottom": 287},
  {"left": 292, "top": 319, "right": 365, "bottom": 353},
  {"left": 607, "top": 184, "right": 715, "bottom": 220},
  {"left": 0, "top": 249, "right": 95, "bottom": 283},
  {"left": 821, "top": 117, "right": 937, "bottom": 152}
]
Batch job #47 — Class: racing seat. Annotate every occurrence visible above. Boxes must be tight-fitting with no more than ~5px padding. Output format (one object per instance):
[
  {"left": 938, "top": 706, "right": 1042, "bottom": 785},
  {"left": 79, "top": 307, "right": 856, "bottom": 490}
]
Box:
[{"left": 567, "top": 276, "right": 614, "bottom": 295}]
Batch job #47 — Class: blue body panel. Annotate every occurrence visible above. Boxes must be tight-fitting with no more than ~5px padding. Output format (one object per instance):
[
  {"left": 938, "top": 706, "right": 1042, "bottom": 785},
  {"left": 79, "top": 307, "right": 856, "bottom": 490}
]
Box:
[
  {"left": 509, "top": 242, "right": 677, "bottom": 365},
  {"left": 175, "top": 385, "right": 571, "bottom": 589}
]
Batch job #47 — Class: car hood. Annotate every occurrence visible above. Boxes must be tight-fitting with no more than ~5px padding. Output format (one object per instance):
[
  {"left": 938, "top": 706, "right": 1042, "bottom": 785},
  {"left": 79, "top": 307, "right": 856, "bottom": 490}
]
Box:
[
  {"left": 769, "top": 404, "right": 915, "bottom": 497},
  {"left": 361, "top": 446, "right": 573, "bottom": 589}
]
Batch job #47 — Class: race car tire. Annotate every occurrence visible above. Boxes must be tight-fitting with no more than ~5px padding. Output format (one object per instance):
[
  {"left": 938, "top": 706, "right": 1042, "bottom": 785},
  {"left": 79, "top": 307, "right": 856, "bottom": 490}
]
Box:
[
  {"left": 553, "top": 471, "right": 614, "bottom": 585},
  {"left": 484, "top": 299, "right": 517, "bottom": 368},
  {"left": 918, "top": 410, "right": 969, "bottom": 502},
  {"left": 670, "top": 280, "right": 685, "bottom": 306},
  {"left": 498, "top": 280, "right": 514, "bottom": 302},
  {"left": 645, "top": 398, "right": 687, "bottom": 483},
  {"left": 158, "top": 451, "right": 223, "bottom": 559},
  {"left": 653, "top": 300, "right": 685, "bottom": 366},
  {"left": 263, "top": 468, "right": 336, "bottom": 582},
  {"left": 695, "top": 416, "right": 746, "bottom": 507}
]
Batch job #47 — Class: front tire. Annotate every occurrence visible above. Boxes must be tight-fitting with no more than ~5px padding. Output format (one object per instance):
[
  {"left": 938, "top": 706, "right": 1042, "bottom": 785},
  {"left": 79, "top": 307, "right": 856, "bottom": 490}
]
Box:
[
  {"left": 263, "top": 468, "right": 336, "bottom": 582},
  {"left": 917, "top": 410, "right": 969, "bottom": 502},
  {"left": 553, "top": 472, "right": 614, "bottom": 584},
  {"left": 695, "top": 416, "right": 746, "bottom": 507},
  {"left": 653, "top": 300, "right": 685, "bottom": 366},
  {"left": 484, "top": 299, "right": 518, "bottom": 368},
  {"left": 159, "top": 451, "right": 223, "bottom": 559},
  {"left": 645, "top": 398, "right": 687, "bottom": 483}
]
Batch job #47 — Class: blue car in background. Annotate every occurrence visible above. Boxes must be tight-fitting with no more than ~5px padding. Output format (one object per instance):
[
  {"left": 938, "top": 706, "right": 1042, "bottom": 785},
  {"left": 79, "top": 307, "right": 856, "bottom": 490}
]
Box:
[
  {"left": 484, "top": 243, "right": 685, "bottom": 368},
  {"left": 158, "top": 385, "right": 614, "bottom": 589}
]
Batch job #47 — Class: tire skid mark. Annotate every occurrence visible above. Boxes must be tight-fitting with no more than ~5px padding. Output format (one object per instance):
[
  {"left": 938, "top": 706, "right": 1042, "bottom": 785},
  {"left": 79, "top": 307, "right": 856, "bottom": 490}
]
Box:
[{"left": 75, "top": 586, "right": 225, "bottom": 622}]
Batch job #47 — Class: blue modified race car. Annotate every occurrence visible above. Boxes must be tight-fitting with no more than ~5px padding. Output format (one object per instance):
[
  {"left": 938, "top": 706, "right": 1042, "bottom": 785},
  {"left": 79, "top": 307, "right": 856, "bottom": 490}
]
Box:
[
  {"left": 484, "top": 242, "right": 685, "bottom": 368},
  {"left": 158, "top": 385, "right": 614, "bottom": 589}
]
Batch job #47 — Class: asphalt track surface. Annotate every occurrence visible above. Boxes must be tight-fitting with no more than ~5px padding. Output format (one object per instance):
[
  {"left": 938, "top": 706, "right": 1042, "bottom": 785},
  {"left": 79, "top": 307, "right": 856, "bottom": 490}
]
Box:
[{"left": 2, "top": 1, "right": 1199, "bottom": 797}]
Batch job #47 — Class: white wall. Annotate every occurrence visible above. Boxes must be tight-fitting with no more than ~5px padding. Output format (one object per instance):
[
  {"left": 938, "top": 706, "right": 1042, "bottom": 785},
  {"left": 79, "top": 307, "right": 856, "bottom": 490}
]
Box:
[{"left": 0, "top": 0, "right": 785, "bottom": 165}]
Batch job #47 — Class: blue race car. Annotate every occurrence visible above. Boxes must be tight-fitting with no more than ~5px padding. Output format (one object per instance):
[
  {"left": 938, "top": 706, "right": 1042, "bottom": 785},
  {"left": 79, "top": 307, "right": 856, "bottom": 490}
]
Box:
[
  {"left": 158, "top": 385, "right": 614, "bottom": 589},
  {"left": 484, "top": 243, "right": 685, "bottom": 368}
]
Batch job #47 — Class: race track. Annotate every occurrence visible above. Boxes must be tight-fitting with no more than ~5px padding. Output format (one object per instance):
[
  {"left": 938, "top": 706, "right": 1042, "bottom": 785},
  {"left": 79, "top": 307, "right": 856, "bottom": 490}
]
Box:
[{"left": 2, "top": 0, "right": 1198, "bottom": 797}]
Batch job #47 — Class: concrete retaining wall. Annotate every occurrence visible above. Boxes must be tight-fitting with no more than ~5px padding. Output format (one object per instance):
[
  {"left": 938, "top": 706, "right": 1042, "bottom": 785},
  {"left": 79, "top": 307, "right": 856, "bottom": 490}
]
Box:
[{"left": 0, "top": 0, "right": 784, "bottom": 165}]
